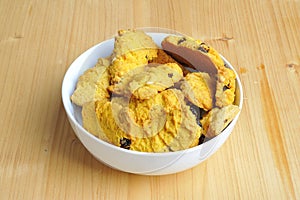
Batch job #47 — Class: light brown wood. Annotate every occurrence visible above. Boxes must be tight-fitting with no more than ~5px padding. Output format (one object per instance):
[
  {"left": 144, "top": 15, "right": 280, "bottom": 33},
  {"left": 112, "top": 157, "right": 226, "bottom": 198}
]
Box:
[{"left": 0, "top": 0, "right": 299, "bottom": 199}]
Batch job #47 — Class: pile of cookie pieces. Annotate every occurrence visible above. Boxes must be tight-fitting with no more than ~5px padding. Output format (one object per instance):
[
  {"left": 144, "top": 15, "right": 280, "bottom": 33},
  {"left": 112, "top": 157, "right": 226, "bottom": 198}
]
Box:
[{"left": 71, "top": 29, "right": 240, "bottom": 152}]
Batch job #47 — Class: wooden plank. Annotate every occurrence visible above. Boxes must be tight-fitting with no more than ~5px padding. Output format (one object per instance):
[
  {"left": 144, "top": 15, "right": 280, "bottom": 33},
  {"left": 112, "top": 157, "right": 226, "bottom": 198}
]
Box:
[{"left": 0, "top": 0, "right": 299, "bottom": 199}]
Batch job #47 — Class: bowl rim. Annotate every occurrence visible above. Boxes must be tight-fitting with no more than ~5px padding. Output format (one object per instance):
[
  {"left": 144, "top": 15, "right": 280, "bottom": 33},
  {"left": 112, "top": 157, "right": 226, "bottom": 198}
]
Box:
[{"left": 61, "top": 31, "right": 243, "bottom": 157}]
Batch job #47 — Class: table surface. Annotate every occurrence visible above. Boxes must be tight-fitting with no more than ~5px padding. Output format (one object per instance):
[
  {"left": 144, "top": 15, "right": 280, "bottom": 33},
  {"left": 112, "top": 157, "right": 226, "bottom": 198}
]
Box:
[{"left": 1, "top": 0, "right": 299, "bottom": 199}]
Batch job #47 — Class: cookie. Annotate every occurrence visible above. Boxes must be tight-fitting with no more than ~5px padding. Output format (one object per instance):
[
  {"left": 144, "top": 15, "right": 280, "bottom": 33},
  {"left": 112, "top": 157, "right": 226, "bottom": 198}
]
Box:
[
  {"left": 109, "top": 29, "right": 159, "bottom": 84},
  {"left": 161, "top": 35, "right": 236, "bottom": 107},
  {"left": 161, "top": 35, "right": 219, "bottom": 74},
  {"left": 215, "top": 67, "right": 236, "bottom": 107},
  {"left": 72, "top": 30, "right": 240, "bottom": 152},
  {"left": 111, "top": 63, "right": 183, "bottom": 100},
  {"left": 150, "top": 49, "right": 190, "bottom": 75},
  {"left": 71, "top": 58, "right": 110, "bottom": 106},
  {"left": 93, "top": 89, "right": 202, "bottom": 152},
  {"left": 180, "top": 72, "right": 214, "bottom": 111},
  {"left": 82, "top": 100, "right": 109, "bottom": 141},
  {"left": 200, "top": 104, "right": 240, "bottom": 138}
]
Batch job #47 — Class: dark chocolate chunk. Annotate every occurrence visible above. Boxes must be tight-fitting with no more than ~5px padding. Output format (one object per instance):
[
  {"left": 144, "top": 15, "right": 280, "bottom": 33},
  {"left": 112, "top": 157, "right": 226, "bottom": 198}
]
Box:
[
  {"left": 197, "top": 46, "right": 207, "bottom": 53},
  {"left": 189, "top": 103, "right": 200, "bottom": 118},
  {"left": 120, "top": 138, "right": 131, "bottom": 149},
  {"left": 198, "top": 134, "right": 206, "bottom": 145},
  {"left": 196, "top": 120, "right": 202, "bottom": 128},
  {"left": 223, "top": 84, "right": 231, "bottom": 91},
  {"left": 187, "top": 102, "right": 206, "bottom": 127},
  {"left": 197, "top": 45, "right": 209, "bottom": 53},
  {"left": 161, "top": 39, "right": 218, "bottom": 75},
  {"left": 177, "top": 37, "right": 186, "bottom": 45},
  {"left": 200, "top": 42, "right": 210, "bottom": 52}
]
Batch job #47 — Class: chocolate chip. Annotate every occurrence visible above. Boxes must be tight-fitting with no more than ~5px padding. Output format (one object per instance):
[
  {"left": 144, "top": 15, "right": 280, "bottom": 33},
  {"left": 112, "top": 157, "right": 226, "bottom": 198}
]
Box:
[
  {"left": 168, "top": 73, "right": 173, "bottom": 78},
  {"left": 198, "top": 134, "right": 206, "bottom": 145},
  {"left": 189, "top": 103, "right": 200, "bottom": 118},
  {"left": 223, "top": 84, "right": 230, "bottom": 91},
  {"left": 198, "top": 43, "right": 210, "bottom": 53},
  {"left": 198, "top": 45, "right": 208, "bottom": 53},
  {"left": 177, "top": 37, "right": 186, "bottom": 45},
  {"left": 196, "top": 120, "right": 202, "bottom": 128},
  {"left": 187, "top": 102, "right": 205, "bottom": 127},
  {"left": 120, "top": 138, "right": 131, "bottom": 149}
]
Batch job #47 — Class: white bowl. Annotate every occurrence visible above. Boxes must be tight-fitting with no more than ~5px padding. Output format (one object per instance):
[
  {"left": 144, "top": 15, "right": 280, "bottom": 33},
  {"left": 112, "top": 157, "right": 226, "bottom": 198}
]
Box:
[{"left": 62, "top": 31, "right": 243, "bottom": 175}]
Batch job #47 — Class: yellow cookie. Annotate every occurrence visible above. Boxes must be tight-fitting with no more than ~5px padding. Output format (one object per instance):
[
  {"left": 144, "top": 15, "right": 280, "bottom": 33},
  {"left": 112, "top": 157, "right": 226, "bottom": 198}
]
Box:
[
  {"left": 150, "top": 49, "right": 190, "bottom": 75},
  {"left": 82, "top": 100, "right": 109, "bottom": 141},
  {"left": 200, "top": 104, "right": 240, "bottom": 138},
  {"left": 112, "top": 63, "right": 183, "bottom": 100},
  {"left": 71, "top": 58, "right": 110, "bottom": 106},
  {"left": 180, "top": 72, "right": 214, "bottom": 111},
  {"left": 109, "top": 29, "right": 158, "bottom": 84},
  {"left": 162, "top": 35, "right": 220, "bottom": 74},
  {"left": 93, "top": 89, "right": 202, "bottom": 152},
  {"left": 215, "top": 67, "right": 236, "bottom": 107},
  {"left": 161, "top": 35, "right": 236, "bottom": 107}
]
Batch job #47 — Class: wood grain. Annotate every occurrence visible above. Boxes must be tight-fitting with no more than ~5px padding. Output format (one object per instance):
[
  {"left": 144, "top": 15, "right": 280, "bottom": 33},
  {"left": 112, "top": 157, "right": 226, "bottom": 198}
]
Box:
[{"left": 0, "top": 0, "right": 299, "bottom": 199}]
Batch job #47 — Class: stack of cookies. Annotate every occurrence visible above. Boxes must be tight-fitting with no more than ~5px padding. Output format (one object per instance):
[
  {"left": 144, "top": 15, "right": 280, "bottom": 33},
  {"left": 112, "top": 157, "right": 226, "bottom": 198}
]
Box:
[{"left": 71, "top": 29, "right": 240, "bottom": 152}]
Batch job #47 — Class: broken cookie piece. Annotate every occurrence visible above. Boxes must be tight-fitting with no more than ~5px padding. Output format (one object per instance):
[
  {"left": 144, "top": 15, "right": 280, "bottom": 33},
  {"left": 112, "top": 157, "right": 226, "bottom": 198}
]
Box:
[
  {"left": 111, "top": 63, "right": 183, "bottom": 100},
  {"left": 82, "top": 100, "right": 109, "bottom": 142},
  {"left": 71, "top": 58, "right": 110, "bottom": 106},
  {"left": 92, "top": 89, "right": 202, "bottom": 152},
  {"left": 200, "top": 104, "right": 240, "bottom": 138},
  {"left": 150, "top": 49, "right": 190, "bottom": 75},
  {"left": 162, "top": 35, "right": 236, "bottom": 107},
  {"left": 109, "top": 30, "right": 159, "bottom": 84},
  {"left": 161, "top": 35, "right": 219, "bottom": 75},
  {"left": 180, "top": 72, "right": 215, "bottom": 111},
  {"left": 215, "top": 67, "right": 237, "bottom": 107}
]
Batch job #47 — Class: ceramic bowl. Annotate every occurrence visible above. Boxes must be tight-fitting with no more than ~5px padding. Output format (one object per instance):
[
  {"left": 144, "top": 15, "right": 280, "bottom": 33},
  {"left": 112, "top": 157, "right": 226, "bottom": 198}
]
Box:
[{"left": 62, "top": 30, "right": 243, "bottom": 175}]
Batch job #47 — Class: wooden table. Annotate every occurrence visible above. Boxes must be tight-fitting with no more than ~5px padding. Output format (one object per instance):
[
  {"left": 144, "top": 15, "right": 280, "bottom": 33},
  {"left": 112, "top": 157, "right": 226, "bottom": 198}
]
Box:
[{"left": 1, "top": 0, "right": 299, "bottom": 199}]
